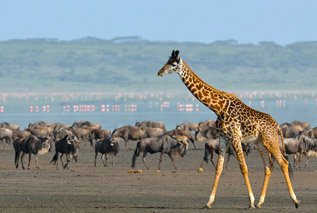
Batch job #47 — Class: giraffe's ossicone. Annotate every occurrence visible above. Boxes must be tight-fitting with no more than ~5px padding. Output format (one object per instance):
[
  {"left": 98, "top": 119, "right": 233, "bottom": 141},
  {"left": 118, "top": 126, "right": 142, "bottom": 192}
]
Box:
[{"left": 158, "top": 50, "right": 300, "bottom": 209}]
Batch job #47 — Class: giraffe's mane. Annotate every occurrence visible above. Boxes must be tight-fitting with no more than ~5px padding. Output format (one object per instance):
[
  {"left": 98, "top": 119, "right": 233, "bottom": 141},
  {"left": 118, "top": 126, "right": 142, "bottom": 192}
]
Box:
[{"left": 182, "top": 60, "right": 240, "bottom": 101}]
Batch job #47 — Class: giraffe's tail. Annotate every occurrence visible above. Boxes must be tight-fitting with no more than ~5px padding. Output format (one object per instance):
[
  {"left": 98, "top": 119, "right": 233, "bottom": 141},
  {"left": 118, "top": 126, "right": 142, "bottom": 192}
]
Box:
[{"left": 277, "top": 125, "right": 286, "bottom": 157}]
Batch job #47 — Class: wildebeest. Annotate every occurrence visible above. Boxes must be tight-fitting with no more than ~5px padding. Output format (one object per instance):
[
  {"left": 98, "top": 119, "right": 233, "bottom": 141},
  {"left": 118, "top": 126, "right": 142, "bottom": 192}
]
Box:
[
  {"left": 51, "top": 135, "right": 79, "bottom": 170},
  {"left": 14, "top": 135, "right": 51, "bottom": 169},
  {"left": 200, "top": 138, "right": 251, "bottom": 170},
  {"left": 0, "top": 122, "right": 20, "bottom": 131},
  {"left": 291, "top": 120, "right": 311, "bottom": 133},
  {"left": 280, "top": 123, "right": 302, "bottom": 138},
  {"left": 88, "top": 129, "right": 111, "bottom": 146},
  {"left": 14, "top": 130, "right": 32, "bottom": 139},
  {"left": 0, "top": 128, "right": 13, "bottom": 150},
  {"left": 94, "top": 137, "right": 119, "bottom": 167},
  {"left": 305, "top": 127, "right": 317, "bottom": 139},
  {"left": 112, "top": 125, "right": 146, "bottom": 148},
  {"left": 72, "top": 121, "right": 101, "bottom": 130},
  {"left": 131, "top": 135, "right": 187, "bottom": 170},
  {"left": 53, "top": 127, "right": 74, "bottom": 141},
  {"left": 295, "top": 135, "right": 317, "bottom": 169},
  {"left": 195, "top": 120, "right": 217, "bottom": 142},
  {"left": 195, "top": 126, "right": 218, "bottom": 143},
  {"left": 135, "top": 120, "right": 167, "bottom": 132},
  {"left": 67, "top": 126, "right": 91, "bottom": 147},
  {"left": 166, "top": 129, "right": 196, "bottom": 149},
  {"left": 176, "top": 122, "right": 198, "bottom": 132}
]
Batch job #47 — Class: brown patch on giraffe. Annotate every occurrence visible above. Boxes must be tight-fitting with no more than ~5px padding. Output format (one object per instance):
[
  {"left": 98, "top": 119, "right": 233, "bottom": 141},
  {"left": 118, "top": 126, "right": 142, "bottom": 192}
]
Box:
[
  {"left": 196, "top": 83, "right": 203, "bottom": 90},
  {"left": 197, "top": 91, "right": 203, "bottom": 99},
  {"left": 202, "top": 89, "right": 208, "bottom": 97}
]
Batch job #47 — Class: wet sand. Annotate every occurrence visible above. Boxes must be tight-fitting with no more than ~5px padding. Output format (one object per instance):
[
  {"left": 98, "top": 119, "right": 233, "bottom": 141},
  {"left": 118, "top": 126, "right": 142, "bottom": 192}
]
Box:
[{"left": 1, "top": 142, "right": 317, "bottom": 212}]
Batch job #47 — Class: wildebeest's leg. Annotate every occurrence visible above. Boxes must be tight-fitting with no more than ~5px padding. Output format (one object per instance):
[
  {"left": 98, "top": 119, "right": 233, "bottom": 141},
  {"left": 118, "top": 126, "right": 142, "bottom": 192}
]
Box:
[
  {"left": 103, "top": 153, "right": 108, "bottom": 167},
  {"left": 192, "top": 140, "right": 197, "bottom": 150},
  {"left": 225, "top": 152, "right": 231, "bottom": 170},
  {"left": 111, "top": 153, "right": 115, "bottom": 166},
  {"left": 142, "top": 152, "right": 150, "bottom": 169},
  {"left": 158, "top": 152, "right": 164, "bottom": 170},
  {"left": 60, "top": 153, "right": 64, "bottom": 168},
  {"left": 297, "top": 152, "right": 303, "bottom": 169},
  {"left": 27, "top": 153, "right": 32, "bottom": 169},
  {"left": 3, "top": 139, "right": 8, "bottom": 151},
  {"left": 94, "top": 151, "right": 98, "bottom": 167},
  {"left": 35, "top": 154, "right": 40, "bottom": 169},
  {"left": 304, "top": 155, "right": 310, "bottom": 169},
  {"left": 293, "top": 154, "right": 298, "bottom": 169},
  {"left": 21, "top": 153, "right": 25, "bottom": 169},
  {"left": 132, "top": 142, "right": 140, "bottom": 169},
  {"left": 15, "top": 149, "right": 21, "bottom": 169},
  {"left": 55, "top": 152, "right": 59, "bottom": 170},
  {"left": 64, "top": 154, "right": 70, "bottom": 169},
  {"left": 256, "top": 142, "right": 274, "bottom": 208},
  {"left": 168, "top": 153, "right": 177, "bottom": 170},
  {"left": 206, "top": 136, "right": 226, "bottom": 209}
]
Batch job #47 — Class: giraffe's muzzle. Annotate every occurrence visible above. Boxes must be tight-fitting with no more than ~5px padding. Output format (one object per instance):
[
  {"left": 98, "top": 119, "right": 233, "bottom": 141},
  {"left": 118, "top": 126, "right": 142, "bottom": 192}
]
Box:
[{"left": 157, "top": 69, "right": 164, "bottom": 76}]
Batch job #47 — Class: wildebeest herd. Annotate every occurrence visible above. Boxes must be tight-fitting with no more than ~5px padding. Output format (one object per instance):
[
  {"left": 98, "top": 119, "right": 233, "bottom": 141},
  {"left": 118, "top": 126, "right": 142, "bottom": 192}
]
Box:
[{"left": 1, "top": 120, "right": 317, "bottom": 172}]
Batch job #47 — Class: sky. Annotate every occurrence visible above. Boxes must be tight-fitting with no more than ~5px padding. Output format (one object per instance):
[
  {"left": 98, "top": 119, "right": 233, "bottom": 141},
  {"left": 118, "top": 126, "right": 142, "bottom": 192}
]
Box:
[{"left": 1, "top": 0, "right": 316, "bottom": 45}]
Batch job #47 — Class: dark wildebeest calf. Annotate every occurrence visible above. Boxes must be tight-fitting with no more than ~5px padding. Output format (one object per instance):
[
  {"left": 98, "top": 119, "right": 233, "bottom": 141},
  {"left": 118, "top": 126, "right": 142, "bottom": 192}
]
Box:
[
  {"left": 14, "top": 135, "right": 51, "bottom": 169},
  {"left": 94, "top": 137, "right": 119, "bottom": 167},
  {"left": 51, "top": 135, "right": 79, "bottom": 170},
  {"left": 131, "top": 135, "right": 187, "bottom": 170}
]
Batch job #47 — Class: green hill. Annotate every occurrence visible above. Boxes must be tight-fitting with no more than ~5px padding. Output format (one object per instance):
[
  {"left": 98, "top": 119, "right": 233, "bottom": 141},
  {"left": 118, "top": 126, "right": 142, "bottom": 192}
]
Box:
[{"left": 1, "top": 37, "right": 317, "bottom": 92}]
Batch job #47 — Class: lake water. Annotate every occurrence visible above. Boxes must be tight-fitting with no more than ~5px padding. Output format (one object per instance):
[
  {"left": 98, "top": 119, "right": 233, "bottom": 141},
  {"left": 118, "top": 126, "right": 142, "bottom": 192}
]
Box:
[{"left": 1, "top": 90, "right": 317, "bottom": 130}]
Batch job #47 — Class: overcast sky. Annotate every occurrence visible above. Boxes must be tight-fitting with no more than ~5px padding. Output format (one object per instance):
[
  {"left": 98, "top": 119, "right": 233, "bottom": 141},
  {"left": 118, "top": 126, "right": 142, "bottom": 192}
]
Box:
[{"left": 1, "top": 0, "right": 316, "bottom": 44}]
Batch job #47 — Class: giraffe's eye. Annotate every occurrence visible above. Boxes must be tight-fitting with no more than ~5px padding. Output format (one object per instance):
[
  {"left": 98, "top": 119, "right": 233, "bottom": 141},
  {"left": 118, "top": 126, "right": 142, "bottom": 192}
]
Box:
[{"left": 171, "top": 63, "right": 177, "bottom": 67}]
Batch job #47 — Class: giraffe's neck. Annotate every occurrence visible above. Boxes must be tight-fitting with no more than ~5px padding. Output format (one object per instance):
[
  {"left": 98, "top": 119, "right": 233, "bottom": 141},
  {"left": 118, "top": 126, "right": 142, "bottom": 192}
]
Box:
[{"left": 178, "top": 61, "right": 231, "bottom": 118}]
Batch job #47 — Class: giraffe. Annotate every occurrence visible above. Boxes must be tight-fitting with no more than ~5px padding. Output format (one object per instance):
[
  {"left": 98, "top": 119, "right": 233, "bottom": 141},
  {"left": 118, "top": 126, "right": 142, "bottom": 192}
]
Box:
[{"left": 157, "top": 50, "right": 300, "bottom": 209}]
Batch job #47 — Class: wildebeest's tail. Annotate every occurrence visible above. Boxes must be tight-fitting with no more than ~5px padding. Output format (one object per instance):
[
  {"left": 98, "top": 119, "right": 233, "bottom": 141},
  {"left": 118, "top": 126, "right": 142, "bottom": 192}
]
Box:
[
  {"left": 131, "top": 141, "right": 141, "bottom": 169},
  {"left": 51, "top": 153, "right": 58, "bottom": 164},
  {"left": 278, "top": 125, "right": 293, "bottom": 178}
]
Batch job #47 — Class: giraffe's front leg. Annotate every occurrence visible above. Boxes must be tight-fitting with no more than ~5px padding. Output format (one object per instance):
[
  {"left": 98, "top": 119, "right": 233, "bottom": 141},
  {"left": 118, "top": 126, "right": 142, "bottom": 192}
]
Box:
[
  {"left": 206, "top": 136, "right": 226, "bottom": 209},
  {"left": 231, "top": 138, "right": 255, "bottom": 208}
]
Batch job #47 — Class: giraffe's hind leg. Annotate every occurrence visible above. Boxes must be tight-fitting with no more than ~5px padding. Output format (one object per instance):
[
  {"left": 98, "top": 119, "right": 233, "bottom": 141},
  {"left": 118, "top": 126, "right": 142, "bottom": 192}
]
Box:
[
  {"left": 262, "top": 135, "right": 300, "bottom": 208},
  {"left": 256, "top": 142, "right": 274, "bottom": 208}
]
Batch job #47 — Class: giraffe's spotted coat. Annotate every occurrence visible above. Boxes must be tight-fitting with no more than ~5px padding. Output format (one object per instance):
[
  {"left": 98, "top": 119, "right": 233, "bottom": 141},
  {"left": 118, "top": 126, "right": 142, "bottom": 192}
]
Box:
[{"left": 157, "top": 50, "right": 300, "bottom": 209}]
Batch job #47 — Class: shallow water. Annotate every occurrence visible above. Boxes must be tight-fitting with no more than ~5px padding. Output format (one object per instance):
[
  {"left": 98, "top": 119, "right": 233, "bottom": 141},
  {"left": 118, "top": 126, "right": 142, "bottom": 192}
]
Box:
[{"left": 1, "top": 97, "right": 316, "bottom": 130}]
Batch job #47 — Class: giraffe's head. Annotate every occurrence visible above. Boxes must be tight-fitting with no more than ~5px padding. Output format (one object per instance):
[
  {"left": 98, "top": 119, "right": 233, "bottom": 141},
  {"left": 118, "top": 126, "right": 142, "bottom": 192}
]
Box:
[{"left": 158, "top": 50, "right": 183, "bottom": 76}]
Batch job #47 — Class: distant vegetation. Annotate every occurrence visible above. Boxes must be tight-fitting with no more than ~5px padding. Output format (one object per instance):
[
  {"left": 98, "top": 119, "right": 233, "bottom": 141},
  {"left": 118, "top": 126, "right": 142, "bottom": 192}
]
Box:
[{"left": 0, "top": 36, "right": 317, "bottom": 92}]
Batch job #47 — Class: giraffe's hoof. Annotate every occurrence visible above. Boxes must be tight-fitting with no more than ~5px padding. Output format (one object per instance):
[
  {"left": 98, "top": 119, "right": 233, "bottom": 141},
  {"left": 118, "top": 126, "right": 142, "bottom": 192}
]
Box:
[
  {"left": 204, "top": 204, "right": 212, "bottom": 209},
  {"left": 255, "top": 203, "right": 262, "bottom": 209},
  {"left": 249, "top": 204, "right": 256, "bottom": 209},
  {"left": 294, "top": 200, "right": 300, "bottom": 209}
]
